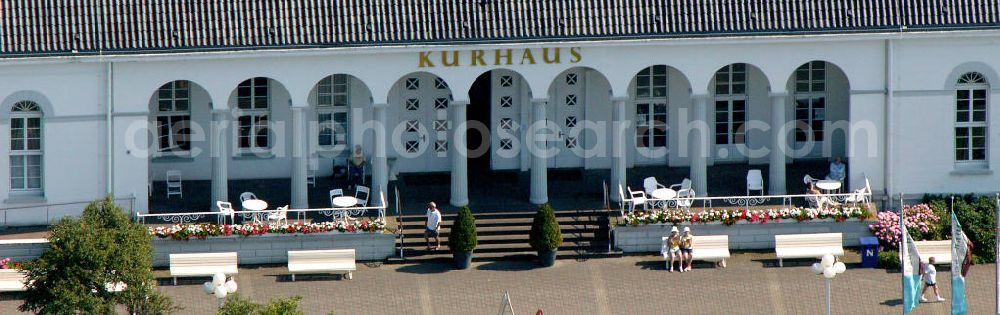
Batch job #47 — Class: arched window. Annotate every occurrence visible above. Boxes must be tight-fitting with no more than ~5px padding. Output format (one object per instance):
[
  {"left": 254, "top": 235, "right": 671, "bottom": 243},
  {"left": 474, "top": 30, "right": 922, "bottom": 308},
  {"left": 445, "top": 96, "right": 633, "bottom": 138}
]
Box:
[
  {"left": 794, "top": 61, "right": 826, "bottom": 144},
  {"left": 9, "top": 101, "right": 43, "bottom": 192},
  {"left": 955, "top": 72, "right": 988, "bottom": 166},
  {"left": 316, "top": 74, "right": 349, "bottom": 148},
  {"left": 714, "top": 63, "right": 747, "bottom": 146},
  {"left": 634, "top": 65, "right": 668, "bottom": 151},
  {"left": 154, "top": 81, "right": 191, "bottom": 153},
  {"left": 236, "top": 78, "right": 270, "bottom": 151}
]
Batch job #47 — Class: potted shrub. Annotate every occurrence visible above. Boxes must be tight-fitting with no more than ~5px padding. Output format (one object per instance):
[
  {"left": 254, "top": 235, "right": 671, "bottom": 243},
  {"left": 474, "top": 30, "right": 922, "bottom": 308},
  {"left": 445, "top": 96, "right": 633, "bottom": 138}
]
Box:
[
  {"left": 448, "top": 207, "right": 477, "bottom": 269},
  {"left": 529, "top": 204, "right": 563, "bottom": 267}
]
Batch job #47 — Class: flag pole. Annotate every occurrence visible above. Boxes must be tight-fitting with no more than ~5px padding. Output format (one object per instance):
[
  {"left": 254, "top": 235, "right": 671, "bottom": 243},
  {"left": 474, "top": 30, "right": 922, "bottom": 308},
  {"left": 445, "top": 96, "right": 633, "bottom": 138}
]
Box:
[
  {"left": 900, "top": 192, "right": 905, "bottom": 315},
  {"left": 994, "top": 192, "right": 999, "bottom": 315}
]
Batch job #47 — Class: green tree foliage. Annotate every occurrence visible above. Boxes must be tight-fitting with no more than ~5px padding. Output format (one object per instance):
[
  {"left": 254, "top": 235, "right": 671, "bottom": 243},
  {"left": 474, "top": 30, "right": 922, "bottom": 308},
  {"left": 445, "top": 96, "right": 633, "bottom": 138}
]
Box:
[
  {"left": 447, "top": 207, "right": 478, "bottom": 253},
  {"left": 19, "top": 197, "right": 178, "bottom": 314},
  {"left": 529, "top": 204, "right": 563, "bottom": 252},
  {"left": 217, "top": 293, "right": 305, "bottom": 315},
  {"left": 924, "top": 194, "right": 998, "bottom": 263}
]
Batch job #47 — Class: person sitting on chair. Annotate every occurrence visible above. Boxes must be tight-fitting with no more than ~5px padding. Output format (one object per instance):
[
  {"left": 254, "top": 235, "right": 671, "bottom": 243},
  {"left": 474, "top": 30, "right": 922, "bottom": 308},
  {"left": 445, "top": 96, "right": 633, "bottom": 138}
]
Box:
[
  {"left": 808, "top": 182, "right": 841, "bottom": 208},
  {"left": 827, "top": 156, "right": 846, "bottom": 182},
  {"left": 349, "top": 145, "right": 367, "bottom": 187}
]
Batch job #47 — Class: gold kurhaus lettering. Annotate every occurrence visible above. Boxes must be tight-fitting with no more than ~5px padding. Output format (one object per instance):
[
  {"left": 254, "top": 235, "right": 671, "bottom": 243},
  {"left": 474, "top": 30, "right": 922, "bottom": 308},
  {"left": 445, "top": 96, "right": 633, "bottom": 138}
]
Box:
[
  {"left": 494, "top": 49, "right": 513, "bottom": 65},
  {"left": 519, "top": 49, "right": 536, "bottom": 65},
  {"left": 470, "top": 50, "right": 487, "bottom": 66},
  {"left": 418, "top": 47, "right": 581, "bottom": 67},
  {"left": 542, "top": 48, "right": 560, "bottom": 64},
  {"left": 441, "top": 51, "right": 460, "bottom": 67},
  {"left": 419, "top": 51, "right": 435, "bottom": 68}
]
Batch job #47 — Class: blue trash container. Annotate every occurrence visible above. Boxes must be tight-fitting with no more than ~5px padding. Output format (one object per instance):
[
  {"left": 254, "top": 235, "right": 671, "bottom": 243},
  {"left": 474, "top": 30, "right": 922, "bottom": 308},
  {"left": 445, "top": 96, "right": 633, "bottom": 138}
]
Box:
[{"left": 859, "top": 237, "right": 879, "bottom": 268}]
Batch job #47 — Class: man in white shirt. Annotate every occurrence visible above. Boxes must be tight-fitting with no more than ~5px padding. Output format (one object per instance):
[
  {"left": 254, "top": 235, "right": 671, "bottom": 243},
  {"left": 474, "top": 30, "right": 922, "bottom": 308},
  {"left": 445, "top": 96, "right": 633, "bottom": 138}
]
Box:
[
  {"left": 827, "top": 156, "right": 846, "bottom": 182},
  {"left": 920, "top": 256, "right": 945, "bottom": 302},
  {"left": 424, "top": 202, "right": 442, "bottom": 250}
]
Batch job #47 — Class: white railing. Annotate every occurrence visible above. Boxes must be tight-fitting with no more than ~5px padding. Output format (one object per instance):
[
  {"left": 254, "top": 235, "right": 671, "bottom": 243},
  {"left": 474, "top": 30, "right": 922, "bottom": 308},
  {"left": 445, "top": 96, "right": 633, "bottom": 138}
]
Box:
[
  {"left": 136, "top": 192, "right": 387, "bottom": 225},
  {"left": 617, "top": 182, "right": 873, "bottom": 217},
  {"left": 0, "top": 195, "right": 137, "bottom": 227}
]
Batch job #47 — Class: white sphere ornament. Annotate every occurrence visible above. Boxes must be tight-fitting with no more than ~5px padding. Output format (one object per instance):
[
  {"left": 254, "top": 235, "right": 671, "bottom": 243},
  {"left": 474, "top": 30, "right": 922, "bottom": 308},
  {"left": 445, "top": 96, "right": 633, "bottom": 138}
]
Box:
[
  {"left": 823, "top": 267, "right": 836, "bottom": 279},
  {"left": 821, "top": 254, "right": 835, "bottom": 268},
  {"left": 811, "top": 263, "right": 824, "bottom": 275},
  {"left": 225, "top": 279, "right": 238, "bottom": 293},
  {"left": 202, "top": 282, "right": 214, "bottom": 294},
  {"left": 833, "top": 262, "right": 846, "bottom": 274},
  {"left": 213, "top": 285, "right": 228, "bottom": 299},
  {"left": 212, "top": 273, "right": 225, "bottom": 287}
]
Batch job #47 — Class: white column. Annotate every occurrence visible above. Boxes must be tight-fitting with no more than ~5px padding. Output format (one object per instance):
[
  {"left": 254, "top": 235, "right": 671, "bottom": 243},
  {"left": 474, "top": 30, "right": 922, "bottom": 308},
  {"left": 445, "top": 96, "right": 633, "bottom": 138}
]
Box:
[
  {"left": 610, "top": 97, "right": 628, "bottom": 202},
  {"left": 290, "top": 107, "right": 309, "bottom": 209},
  {"left": 530, "top": 99, "right": 548, "bottom": 205},
  {"left": 372, "top": 103, "right": 388, "bottom": 206},
  {"left": 689, "top": 94, "right": 709, "bottom": 195},
  {"left": 450, "top": 101, "right": 469, "bottom": 207},
  {"left": 210, "top": 109, "right": 229, "bottom": 205},
  {"left": 769, "top": 93, "right": 788, "bottom": 194}
]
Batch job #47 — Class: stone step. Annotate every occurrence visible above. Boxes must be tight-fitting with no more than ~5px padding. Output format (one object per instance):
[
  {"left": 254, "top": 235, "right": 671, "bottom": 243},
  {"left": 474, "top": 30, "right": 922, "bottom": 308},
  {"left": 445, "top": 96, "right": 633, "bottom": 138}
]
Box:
[{"left": 386, "top": 248, "right": 623, "bottom": 264}]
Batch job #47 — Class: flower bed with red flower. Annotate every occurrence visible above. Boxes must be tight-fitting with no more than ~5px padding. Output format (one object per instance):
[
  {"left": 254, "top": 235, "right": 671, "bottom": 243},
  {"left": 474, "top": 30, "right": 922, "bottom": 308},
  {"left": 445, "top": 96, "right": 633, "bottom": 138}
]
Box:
[
  {"left": 623, "top": 206, "right": 869, "bottom": 226},
  {"left": 149, "top": 219, "right": 386, "bottom": 240}
]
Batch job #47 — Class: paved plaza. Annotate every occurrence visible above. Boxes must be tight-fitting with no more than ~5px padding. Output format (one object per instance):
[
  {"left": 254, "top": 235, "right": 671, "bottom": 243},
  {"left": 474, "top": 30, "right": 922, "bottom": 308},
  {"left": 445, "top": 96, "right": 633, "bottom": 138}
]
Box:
[{"left": 1, "top": 251, "right": 994, "bottom": 314}]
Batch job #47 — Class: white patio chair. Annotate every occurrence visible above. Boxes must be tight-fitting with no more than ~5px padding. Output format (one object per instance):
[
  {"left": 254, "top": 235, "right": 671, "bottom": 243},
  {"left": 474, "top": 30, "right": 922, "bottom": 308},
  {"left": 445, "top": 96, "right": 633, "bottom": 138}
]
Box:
[
  {"left": 306, "top": 160, "right": 318, "bottom": 187},
  {"left": 844, "top": 187, "right": 869, "bottom": 207},
  {"left": 803, "top": 175, "right": 817, "bottom": 186},
  {"left": 746, "top": 169, "right": 764, "bottom": 196},
  {"left": 643, "top": 177, "right": 668, "bottom": 208},
  {"left": 626, "top": 186, "right": 647, "bottom": 214},
  {"left": 617, "top": 185, "right": 632, "bottom": 217},
  {"left": 675, "top": 188, "right": 695, "bottom": 212},
  {"left": 239, "top": 192, "right": 258, "bottom": 203},
  {"left": 268, "top": 205, "right": 289, "bottom": 225},
  {"left": 355, "top": 186, "right": 370, "bottom": 207},
  {"left": 669, "top": 178, "right": 691, "bottom": 192},
  {"left": 215, "top": 201, "right": 235, "bottom": 225},
  {"left": 806, "top": 194, "right": 825, "bottom": 209},
  {"left": 329, "top": 189, "right": 345, "bottom": 205},
  {"left": 165, "top": 170, "right": 182, "bottom": 198}
]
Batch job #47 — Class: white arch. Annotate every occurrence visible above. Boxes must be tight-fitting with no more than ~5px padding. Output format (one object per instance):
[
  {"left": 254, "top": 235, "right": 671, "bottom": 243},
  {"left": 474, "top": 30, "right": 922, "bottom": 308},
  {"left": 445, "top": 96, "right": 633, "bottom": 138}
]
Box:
[
  {"left": 1, "top": 90, "right": 54, "bottom": 120},
  {"left": 945, "top": 62, "right": 1000, "bottom": 88}
]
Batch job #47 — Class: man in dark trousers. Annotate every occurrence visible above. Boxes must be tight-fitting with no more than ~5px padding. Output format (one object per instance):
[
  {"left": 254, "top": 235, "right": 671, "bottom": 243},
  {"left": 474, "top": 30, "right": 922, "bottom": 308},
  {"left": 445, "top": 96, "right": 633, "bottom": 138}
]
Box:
[{"left": 424, "top": 202, "right": 442, "bottom": 250}]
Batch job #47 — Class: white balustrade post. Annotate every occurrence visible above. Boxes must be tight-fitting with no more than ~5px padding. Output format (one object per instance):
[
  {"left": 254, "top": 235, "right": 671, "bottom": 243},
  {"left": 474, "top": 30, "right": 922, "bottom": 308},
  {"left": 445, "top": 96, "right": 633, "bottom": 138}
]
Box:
[
  {"left": 290, "top": 106, "right": 309, "bottom": 209},
  {"left": 689, "top": 95, "right": 709, "bottom": 195},
  {"left": 530, "top": 99, "right": 549, "bottom": 205},
  {"left": 450, "top": 101, "right": 470, "bottom": 206},
  {"left": 372, "top": 103, "right": 388, "bottom": 206},
  {"left": 769, "top": 93, "right": 788, "bottom": 194},
  {"left": 610, "top": 96, "right": 628, "bottom": 202},
  {"left": 210, "top": 109, "right": 229, "bottom": 206}
]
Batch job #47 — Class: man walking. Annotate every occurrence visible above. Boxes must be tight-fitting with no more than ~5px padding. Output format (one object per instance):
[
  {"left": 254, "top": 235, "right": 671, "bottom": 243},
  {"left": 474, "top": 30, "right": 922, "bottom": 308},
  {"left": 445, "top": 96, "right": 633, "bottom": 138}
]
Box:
[{"left": 425, "top": 202, "right": 442, "bottom": 250}]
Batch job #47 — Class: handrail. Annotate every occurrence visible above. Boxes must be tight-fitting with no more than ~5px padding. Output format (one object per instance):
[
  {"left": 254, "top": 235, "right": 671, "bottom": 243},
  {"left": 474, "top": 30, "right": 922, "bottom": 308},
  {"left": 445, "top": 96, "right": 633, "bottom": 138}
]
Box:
[
  {"left": 394, "top": 185, "right": 404, "bottom": 259},
  {"left": 136, "top": 195, "right": 388, "bottom": 224},
  {"left": 1, "top": 195, "right": 136, "bottom": 228}
]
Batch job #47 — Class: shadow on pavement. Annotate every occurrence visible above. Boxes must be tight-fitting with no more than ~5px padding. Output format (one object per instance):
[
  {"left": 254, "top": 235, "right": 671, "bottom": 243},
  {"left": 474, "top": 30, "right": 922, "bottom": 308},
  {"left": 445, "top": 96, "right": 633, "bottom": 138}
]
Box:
[
  {"left": 476, "top": 259, "right": 542, "bottom": 271},
  {"left": 395, "top": 263, "right": 454, "bottom": 274},
  {"left": 880, "top": 298, "right": 902, "bottom": 306}
]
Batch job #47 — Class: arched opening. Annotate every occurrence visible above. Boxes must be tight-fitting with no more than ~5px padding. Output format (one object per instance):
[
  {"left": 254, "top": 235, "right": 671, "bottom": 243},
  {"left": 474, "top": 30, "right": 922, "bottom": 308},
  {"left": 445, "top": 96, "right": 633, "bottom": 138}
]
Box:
[
  {"left": 627, "top": 65, "right": 692, "bottom": 167},
  {"left": 306, "top": 74, "right": 374, "bottom": 197},
  {"left": 147, "top": 80, "right": 213, "bottom": 211},
  {"left": 387, "top": 72, "right": 454, "bottom": 174},
  {"left": 784, "top": 61, "right": 851, "bottom": 192},
  {"left": 708, "top": 63, "right": 771, "bottom": 164}
]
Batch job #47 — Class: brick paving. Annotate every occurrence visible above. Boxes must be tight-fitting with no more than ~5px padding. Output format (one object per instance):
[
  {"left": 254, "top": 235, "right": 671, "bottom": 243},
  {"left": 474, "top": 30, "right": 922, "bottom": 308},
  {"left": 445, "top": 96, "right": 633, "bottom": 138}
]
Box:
[{"left": 0, "top": 251, "right": 993, "bottom": 314}]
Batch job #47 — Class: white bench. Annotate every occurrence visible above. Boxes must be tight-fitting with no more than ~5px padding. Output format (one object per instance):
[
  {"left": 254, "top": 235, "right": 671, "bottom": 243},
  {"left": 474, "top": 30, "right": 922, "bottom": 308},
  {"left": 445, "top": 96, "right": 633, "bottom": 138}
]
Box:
[
  {"left": 914, "top": 240, "right": 951, "bottom": 265},
  {"left": 287, "top": 249, "right": 357, "bottom": 281},
  {"left": 660, "top": 235, "right": 730, "bottom": 268},
  {"left": 0, "top": 269, "right": 28, "bottom": 292},
  {"left": 774, "top": 233, "right": 844, "bottom": 267},
  {"left": 169, "top": 252, "right": 238, "bottom": 285}
]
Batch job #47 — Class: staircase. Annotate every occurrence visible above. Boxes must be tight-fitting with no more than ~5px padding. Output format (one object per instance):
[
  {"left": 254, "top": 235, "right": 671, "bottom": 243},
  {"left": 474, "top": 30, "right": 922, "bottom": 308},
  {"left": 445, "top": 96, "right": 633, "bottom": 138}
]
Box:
[{"left": 389, "top": 209, "right": 621, "bottom": 263}]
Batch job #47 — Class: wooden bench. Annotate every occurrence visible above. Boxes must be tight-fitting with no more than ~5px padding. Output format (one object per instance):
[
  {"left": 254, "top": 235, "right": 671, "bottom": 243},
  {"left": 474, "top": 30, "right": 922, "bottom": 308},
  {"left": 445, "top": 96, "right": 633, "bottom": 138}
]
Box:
[
  {"left": 774, "top": 233, "right": 844, "bottom": 267},
  {"left": 169, "top": 252, "right": 238, "bottom": 285},
  {"left": 0, "top": 269, "right": 28, "bottom": 292},
  {"left": 914, "top": 240, "right": 951, "bottom": 265},
  {"left": 287, "top": 249, "right": 357, "bottom": 281},
  {"left": 660, "top": 235, "right": 730, "bottom": 268}
]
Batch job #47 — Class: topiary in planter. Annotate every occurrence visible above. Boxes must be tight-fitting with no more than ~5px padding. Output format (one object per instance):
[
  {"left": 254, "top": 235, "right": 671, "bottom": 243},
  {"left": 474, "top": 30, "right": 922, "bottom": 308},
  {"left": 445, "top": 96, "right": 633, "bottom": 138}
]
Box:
[
  {"left": 448, "top": 207, "right": 477, "bottom": 269},
  {"left": 529, "top": 204, "right": 563, "bottom": 266}
]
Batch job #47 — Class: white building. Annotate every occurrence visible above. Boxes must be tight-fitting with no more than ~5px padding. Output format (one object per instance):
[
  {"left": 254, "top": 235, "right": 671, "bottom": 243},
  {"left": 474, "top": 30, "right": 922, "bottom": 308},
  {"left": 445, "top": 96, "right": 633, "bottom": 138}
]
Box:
[{"left": 0, "top": 1, "right": 998, "bottom": 224}]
